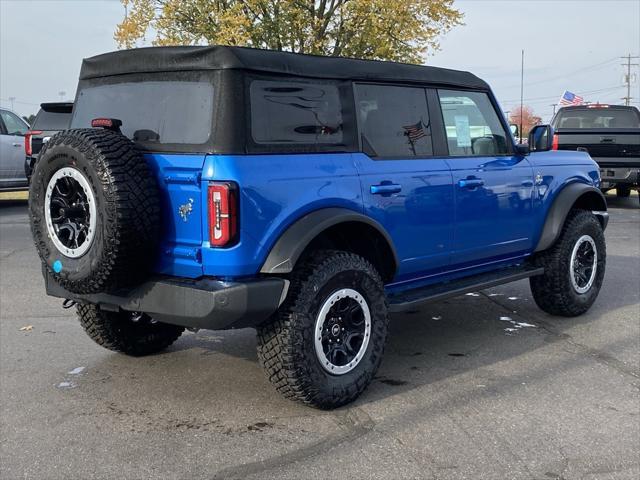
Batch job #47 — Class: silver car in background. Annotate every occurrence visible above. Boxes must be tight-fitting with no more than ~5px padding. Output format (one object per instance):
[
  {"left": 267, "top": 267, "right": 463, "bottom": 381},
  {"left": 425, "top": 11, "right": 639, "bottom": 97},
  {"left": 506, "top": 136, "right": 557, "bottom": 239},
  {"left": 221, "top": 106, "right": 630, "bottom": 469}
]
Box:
[{"left": 0, "top": 108, "right": 30, "bottom": 191}]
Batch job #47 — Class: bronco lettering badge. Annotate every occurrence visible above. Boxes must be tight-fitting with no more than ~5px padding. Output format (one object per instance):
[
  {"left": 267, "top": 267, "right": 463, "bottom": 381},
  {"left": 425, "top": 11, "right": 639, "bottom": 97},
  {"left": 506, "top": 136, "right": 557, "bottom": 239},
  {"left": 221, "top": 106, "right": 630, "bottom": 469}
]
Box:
[{"left": 179, "top": 198, "right": 194, "bottom": 222}]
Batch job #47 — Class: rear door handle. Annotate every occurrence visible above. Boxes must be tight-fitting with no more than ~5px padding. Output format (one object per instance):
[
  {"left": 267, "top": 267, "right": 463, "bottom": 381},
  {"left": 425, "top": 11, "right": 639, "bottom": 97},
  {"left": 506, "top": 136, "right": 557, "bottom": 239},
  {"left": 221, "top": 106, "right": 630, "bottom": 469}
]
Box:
[
  {"left": 12, "top": 142, "right": 21, "bottom": 147},
  {"left": 370, "top": 183, "right": 402, "bottom": 195},
  {"left": 458, "top": 178, "right": 484, "bottom": 189}
]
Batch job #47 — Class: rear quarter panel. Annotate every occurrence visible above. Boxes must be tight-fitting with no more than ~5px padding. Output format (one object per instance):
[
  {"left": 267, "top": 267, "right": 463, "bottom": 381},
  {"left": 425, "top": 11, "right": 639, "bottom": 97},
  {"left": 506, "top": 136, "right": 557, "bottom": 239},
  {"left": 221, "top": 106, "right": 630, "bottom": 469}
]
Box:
[{"left": 200, "top": 153, "right": 362, "bottom": 278}]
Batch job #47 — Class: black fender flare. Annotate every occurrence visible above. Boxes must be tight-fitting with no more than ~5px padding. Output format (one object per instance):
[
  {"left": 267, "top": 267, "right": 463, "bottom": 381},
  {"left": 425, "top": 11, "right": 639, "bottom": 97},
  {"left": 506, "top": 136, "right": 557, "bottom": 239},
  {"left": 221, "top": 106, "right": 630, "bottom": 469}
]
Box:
[
  {"left": 260, "top": 208, "right": 399, "bottom": 275},
  {"left": 534, "top": 183, "right": 608, "bottom": 252}
]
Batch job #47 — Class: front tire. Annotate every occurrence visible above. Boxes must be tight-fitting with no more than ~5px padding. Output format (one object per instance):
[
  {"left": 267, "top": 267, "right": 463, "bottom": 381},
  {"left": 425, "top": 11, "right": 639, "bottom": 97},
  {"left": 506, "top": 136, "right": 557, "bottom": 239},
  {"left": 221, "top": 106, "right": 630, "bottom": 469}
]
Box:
[
  {"left": 530, "top": 210, "right": 606, "bottom": 317},
  {"left": 77, "top": 304, "right": 184, "bottom": 356},
  {"left": 257, "top": 250, "right": 388, "bottom": 409}
]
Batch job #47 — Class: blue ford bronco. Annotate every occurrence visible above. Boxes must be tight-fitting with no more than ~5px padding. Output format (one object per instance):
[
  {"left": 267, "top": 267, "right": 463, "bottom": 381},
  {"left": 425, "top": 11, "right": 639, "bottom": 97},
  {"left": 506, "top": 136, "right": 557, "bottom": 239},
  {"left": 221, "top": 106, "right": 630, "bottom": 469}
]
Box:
[{"left": 29, "top": 46, "right": 608, "bottom": 408}]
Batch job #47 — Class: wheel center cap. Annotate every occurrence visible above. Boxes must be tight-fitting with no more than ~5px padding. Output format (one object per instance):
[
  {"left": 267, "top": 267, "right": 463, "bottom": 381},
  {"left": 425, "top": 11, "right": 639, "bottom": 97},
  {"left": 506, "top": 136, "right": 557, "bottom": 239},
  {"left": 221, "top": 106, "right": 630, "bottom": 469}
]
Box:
[{"left": 331, "top": 324, "right": 341, "bottom": 336}]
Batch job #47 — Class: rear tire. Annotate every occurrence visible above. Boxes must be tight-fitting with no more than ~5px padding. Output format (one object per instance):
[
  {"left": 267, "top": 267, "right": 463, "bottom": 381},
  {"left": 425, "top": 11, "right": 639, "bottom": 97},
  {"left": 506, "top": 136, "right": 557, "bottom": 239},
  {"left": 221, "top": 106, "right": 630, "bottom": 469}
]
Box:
[
  {"left": 77, "top": 304, "right": 184, "bottom": 356},
  {"left": 256, "top": 250, "right": 388, "bottom": 409},
  {"left": 529, "top": 210, "right": 606, "bottom": 317}
]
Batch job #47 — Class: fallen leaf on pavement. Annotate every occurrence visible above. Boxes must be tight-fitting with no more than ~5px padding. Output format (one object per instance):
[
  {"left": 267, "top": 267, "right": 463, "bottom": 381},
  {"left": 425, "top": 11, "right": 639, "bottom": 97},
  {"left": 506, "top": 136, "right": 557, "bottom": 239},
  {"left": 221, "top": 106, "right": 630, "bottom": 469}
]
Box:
[{"left": 19, "top": 325, "right": 33, "bottom": 332}]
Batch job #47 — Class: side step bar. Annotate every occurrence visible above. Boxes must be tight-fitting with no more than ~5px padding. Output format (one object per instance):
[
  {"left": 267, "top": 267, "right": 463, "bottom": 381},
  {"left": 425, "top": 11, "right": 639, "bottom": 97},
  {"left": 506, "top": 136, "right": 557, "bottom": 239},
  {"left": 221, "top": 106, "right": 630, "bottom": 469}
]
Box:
[{"left": 388, "top": 265, "right": 544, "bottom": 313}]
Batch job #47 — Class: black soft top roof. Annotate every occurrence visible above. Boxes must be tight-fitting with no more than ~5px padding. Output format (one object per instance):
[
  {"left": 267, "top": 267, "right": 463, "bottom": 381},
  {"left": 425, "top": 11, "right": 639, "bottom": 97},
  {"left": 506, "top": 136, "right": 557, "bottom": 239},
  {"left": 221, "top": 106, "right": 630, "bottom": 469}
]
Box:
[{"left": 79, "top": 45, "right": 489, "bottom": 90}]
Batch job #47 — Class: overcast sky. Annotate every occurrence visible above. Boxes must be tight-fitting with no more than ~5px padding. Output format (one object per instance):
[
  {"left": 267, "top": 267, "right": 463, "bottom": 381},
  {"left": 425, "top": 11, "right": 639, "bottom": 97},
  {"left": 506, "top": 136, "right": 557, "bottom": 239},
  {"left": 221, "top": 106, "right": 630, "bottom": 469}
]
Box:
[{"left": 1, "top": 0, "right": 639, "bottom": 121}]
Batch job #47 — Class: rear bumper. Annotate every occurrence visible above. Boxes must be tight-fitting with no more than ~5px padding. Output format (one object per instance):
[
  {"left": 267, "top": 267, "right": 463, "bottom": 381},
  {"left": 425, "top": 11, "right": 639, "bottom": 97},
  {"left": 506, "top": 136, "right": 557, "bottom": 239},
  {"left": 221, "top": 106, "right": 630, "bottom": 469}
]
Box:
[
  {"left": 45, "top": 272, "right": 288, "bottom": 330},
  {"left": 598, "top": 165, "right": 639, "bottom": 187}
]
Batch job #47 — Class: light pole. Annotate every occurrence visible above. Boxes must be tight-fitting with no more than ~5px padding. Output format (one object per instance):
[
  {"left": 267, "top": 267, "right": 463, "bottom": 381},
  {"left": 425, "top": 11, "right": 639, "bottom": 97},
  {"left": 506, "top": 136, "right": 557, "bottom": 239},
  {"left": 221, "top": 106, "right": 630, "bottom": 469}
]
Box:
[
  {"left": 8, "top": 96, "right": 16, "bottom": 110},
  {"left": 519, "top": 50, "right": 524, "bottom": 144}
]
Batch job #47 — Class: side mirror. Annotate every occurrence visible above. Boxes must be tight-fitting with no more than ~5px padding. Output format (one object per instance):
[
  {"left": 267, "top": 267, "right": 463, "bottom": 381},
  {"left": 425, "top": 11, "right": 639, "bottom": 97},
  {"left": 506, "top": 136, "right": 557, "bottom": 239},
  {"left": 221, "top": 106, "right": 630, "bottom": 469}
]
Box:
[
  {"left": 528, "top": 124, "right": 555, "bottom": 152},
  {"left": 509, "top": 124, "right": 519, "bottom": 138}
]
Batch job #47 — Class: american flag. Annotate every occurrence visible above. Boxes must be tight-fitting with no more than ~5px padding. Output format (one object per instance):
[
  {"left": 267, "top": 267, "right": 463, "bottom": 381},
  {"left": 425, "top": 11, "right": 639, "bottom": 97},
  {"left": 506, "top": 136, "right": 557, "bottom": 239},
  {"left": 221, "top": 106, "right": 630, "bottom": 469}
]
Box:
[
  {"left": 403, "top": 121, "right": 427, "bottom": 142},
  {"left": 559, "top": 90, "right": 584, "bottom": 106}
]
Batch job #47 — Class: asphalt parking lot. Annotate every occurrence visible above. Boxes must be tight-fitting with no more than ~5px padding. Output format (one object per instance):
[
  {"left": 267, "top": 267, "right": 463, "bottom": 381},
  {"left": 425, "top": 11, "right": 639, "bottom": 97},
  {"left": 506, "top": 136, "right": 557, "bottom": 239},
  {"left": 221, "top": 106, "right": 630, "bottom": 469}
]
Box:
[{"left": 1, "top": 194, "right": 638, "bottom": 480}]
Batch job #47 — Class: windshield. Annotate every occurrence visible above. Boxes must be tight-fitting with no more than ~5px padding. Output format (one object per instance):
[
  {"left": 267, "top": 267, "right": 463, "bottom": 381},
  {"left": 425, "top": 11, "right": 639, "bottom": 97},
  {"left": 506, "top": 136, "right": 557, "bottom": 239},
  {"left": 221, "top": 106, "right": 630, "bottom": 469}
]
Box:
[
  {"left": 71, "top": 80, "right": 215, "bottom": 146},
  {"left": 555, "top": 108, "right": 640, "bottom": 129}
]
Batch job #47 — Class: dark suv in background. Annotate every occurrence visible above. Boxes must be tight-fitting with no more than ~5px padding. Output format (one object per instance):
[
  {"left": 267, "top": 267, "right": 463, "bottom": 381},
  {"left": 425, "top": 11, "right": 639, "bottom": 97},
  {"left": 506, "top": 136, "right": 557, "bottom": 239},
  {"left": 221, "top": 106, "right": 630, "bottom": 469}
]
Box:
[
  {"left": 550, "top": 105, "right": 640, "bottom": 202},
  {"left": 24, "top": 102, "right": 73, "bottom": 183}
]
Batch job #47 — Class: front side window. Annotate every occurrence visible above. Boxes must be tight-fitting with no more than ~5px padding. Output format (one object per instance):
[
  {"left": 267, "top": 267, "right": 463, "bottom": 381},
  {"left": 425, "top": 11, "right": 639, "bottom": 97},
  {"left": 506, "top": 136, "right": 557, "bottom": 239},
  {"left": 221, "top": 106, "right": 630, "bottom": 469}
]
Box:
[
  {"left": 71, "top": 80, "right": 214, "bottom": 145},
  {"left": 438, "top": 90, "right": 509, "bottom": 156},
  {"left": 355, "top": 84, "right": 433, "bottom": 157},
  {"left": 250, "top": 80, "right": 343, "bottom": 144},
  {"left": 1, "top": 110, "right": 29, "bottom": 136}
]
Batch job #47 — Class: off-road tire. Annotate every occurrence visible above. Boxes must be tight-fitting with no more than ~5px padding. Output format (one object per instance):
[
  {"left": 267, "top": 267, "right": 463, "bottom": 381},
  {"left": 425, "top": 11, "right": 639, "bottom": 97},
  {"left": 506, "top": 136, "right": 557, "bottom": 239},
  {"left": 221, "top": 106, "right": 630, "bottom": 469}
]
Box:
[
  {"left": 616, "top": 186, "right": 631, "bottom": 198},
  {"left": 530, "top": 210, "right": 606, "bottom": 317},
  {"left": 257, "top": 250, "right": 388, "bottom": 409},
  {"left": 29, "top": 129, "right": 160, "bottom": 294},
  {"left": 77, "top": 304, "right": 184, "bottom": 356}
]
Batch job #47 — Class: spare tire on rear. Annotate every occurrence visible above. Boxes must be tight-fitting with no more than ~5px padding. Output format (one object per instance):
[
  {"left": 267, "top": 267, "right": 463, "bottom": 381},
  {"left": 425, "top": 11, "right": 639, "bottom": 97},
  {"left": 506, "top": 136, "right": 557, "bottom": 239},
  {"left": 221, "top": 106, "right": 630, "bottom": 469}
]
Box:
[{"left": 29, "top": 128, "right": 161, "bottom": 294}]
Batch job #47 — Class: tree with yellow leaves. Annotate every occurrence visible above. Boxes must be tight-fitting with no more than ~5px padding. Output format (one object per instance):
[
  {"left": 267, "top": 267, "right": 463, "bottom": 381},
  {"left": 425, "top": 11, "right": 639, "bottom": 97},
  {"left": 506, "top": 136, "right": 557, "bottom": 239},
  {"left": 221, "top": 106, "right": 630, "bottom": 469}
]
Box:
[{"left": 115, "top": 0, "right": 464, "bottom": 64}]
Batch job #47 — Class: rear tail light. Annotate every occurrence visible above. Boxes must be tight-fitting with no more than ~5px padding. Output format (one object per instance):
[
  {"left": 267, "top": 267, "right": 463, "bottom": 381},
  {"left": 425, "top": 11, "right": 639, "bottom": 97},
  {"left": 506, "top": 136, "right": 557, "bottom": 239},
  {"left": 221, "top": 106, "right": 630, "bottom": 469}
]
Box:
[
  {"left": 208, "top": 182, "right": 238, "bottom": 247},
  {"left": 552, "top": 133, "right": 559, "bottom": 150},
  {"left": 24, "top": 130, "right": 42, "bottom": 156}
]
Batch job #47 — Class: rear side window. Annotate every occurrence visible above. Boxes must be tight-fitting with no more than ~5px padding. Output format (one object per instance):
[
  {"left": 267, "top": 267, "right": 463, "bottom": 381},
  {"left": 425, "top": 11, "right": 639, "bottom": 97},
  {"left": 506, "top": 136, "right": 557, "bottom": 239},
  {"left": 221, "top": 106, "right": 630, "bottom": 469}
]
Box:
[
  {"left": 354, "top": 84, "right": 433, "bottom": 157},
  {"left": 33, "top": 110, "right": 72, "bottom": 131},
  {"left": 250, "top": 80, "right": 343, "bottom": 144},
  {"left": 71, "top": 81, "right": 214, "bottom": 145},
  {"left": 555, "top": 108, "right": 640, "bottom": 128},
  {"left": 437, "top": 90, "right": 509, "bottom": 156},
  {"left": 1, "top": 110, "right": 29, "bottom": 135}
]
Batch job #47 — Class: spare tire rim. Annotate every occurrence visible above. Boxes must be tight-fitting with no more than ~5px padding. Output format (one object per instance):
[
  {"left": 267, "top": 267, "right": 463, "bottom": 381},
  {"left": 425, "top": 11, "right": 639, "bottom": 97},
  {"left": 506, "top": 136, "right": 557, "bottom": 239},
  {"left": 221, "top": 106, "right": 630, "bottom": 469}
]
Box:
[
  {"left": 44, "top": 167, "right": 97, "bottom": 258},
  {"left": 570, "top": 234, "right": 597, "bottom": 294},
  {"left": 314, "top": 288, "right": 371, "bottom": 375}
]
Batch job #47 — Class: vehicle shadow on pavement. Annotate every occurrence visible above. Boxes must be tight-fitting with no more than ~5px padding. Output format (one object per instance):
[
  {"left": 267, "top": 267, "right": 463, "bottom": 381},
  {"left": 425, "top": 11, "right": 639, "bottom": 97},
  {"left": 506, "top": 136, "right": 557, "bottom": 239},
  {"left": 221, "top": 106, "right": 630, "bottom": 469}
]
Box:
[
  {"left": 80, "top": 253, "right": 638, "bottom": 411},
  {"left": 363, "top": 250, "right": 639, "bottom": 404},
  {"left": 604, "top": 192, "right": 639, "bottom": 209},
  {"left": 0, "top": 199, "right": 28, "bottom": 209}
]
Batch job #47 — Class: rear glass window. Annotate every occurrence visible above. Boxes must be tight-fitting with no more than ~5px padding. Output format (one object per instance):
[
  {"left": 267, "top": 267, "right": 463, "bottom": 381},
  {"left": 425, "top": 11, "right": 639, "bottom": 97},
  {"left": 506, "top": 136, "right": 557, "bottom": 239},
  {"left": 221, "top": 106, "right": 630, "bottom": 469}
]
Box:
[
  {"left": 71, "top": 81, "right": 214, "bottom": 145},
  {"left": 250, "top": 80, "right": 343, "bottom": 144},
  {"left": 555, "top": 108, "right": 640, "bottom": 129},
  {"left": 33, "top": 110, "right": 72, "bottom": 131}
]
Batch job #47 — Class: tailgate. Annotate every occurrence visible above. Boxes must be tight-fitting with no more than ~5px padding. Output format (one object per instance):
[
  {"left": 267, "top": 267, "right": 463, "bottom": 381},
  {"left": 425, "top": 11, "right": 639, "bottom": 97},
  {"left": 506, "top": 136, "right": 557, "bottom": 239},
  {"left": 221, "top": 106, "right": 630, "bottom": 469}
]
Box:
[
  {"left": 144, "top": 153, "right": 206, "bottom": 278},
  {"left": 555, "top": 129, "right": 640, "bottom": 159}
]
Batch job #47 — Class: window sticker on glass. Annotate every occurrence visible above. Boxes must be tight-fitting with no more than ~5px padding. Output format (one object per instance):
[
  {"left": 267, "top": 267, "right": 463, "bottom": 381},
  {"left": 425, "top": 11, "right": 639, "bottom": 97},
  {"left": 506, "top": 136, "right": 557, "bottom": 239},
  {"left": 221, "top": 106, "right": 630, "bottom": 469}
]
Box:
[{"left": 454, "top": 115, "right": 471, "bottom": 147}]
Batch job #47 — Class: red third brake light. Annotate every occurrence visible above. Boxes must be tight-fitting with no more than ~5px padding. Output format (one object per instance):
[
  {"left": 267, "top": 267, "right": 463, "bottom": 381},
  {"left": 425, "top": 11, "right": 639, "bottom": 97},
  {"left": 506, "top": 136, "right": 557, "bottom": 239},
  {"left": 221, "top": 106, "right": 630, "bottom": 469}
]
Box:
[
  {"left": 91, "top": 118, "right": 114, "bottom": 128},
  {"left": 552, "top": 133, "right": 559, "bottom": 150},
  {"left": 91, "top": 118, "right": 123, "bottom": 131},
  {"left": 24, "top": 130, "right": 42, "bottom": 156},
  {"left": 208, "top": 182, "right": 238, "bottom": 247}
]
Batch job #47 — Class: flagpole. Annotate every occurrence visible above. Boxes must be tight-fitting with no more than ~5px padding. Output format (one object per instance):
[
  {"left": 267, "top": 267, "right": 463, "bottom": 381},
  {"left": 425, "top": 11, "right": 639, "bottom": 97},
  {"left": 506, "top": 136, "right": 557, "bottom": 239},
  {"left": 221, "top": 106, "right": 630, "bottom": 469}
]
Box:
[{"left": 520, "top": 49, "right": 524, "bottom": 143}]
